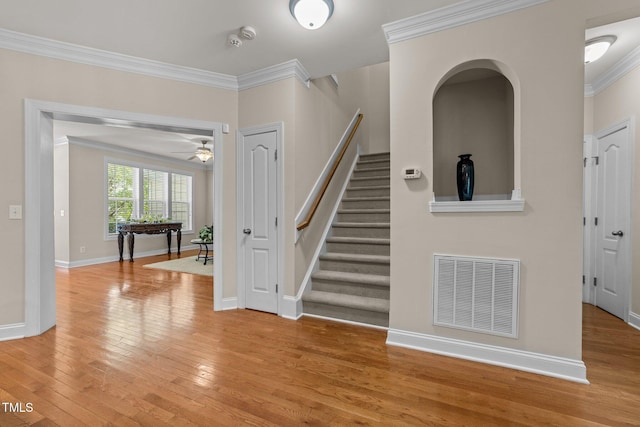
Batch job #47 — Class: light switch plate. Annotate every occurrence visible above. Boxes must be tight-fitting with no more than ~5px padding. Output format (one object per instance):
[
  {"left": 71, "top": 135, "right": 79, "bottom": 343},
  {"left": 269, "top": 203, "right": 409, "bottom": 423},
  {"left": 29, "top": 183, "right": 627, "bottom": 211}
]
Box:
[{"left": 9, "top": 205, "right": 22, "bottom": 219}]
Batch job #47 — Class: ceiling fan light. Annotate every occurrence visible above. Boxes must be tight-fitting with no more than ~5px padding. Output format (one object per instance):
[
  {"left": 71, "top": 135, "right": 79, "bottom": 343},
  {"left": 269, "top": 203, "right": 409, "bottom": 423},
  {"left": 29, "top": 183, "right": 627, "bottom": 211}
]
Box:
[
  {"left": 585, "top": 35, "right": 616, "bottom": 63},
  {"left": 195, "top": 151, "right": 213, "bottom": 162},
  {"left": 290, "top": 0, "right": 334, "bottom": 30}
]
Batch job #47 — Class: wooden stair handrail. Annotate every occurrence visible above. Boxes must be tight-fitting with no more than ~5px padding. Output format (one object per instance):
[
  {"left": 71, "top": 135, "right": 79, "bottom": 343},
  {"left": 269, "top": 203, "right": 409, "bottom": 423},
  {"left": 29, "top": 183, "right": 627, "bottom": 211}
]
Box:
[{"left": 296, "top": 113, "right": 364, "bottom": 231}]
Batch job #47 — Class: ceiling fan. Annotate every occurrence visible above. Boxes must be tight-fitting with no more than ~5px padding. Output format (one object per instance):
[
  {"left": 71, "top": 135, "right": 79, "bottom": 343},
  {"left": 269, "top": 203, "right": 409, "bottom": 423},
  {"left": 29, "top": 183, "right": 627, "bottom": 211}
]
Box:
[{"left": 173, "top": 139, "right": 213, "bottom": 163}]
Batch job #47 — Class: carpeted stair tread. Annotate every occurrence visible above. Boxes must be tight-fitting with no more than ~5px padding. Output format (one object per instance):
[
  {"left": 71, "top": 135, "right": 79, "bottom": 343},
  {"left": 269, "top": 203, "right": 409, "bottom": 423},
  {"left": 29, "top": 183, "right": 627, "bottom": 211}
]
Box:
[
  {"left": 326, "top": 236, "right": 390, "bottom": 245},
  {"left": 337, "top": 208, "right": 390, "bottom": 214},
  {"left": 359, "top": 152, "right": 390, "bottom": 158},
  {"left": 333, "top": 222, "right": 390, "bottom": 228},
  {"left": 347, "top": 185, "right": 390, "bottom": 191},
  {"left": 341, "top": 196, "right": 390, "bottom": 202},
  {"left": 350, "top": 175, "right": 391, "bottom": 182},
  {"left": 354, "top": 166, "right": 390, "bottom": 173},
  {"left": 358, "top": 158, "right": 390, "bottom": 164},
  {"left": 357, "top": 163, "right": 390, "bottom": 170},
  {"left": 320, "top": 252, "right": 390, "bottom": 264},
  {"left": 311, "top": 270, "right": 390, "bottom": 287},
  {"left": 303, "top": 290, "right": 390, "bottom": 313}
]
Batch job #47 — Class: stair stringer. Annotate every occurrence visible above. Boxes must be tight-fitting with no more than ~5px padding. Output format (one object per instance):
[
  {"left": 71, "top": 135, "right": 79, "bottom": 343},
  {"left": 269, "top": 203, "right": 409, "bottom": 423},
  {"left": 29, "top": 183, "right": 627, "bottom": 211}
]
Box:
[{"left": 281, "top": 149, "right": 360, "bottom": 320}]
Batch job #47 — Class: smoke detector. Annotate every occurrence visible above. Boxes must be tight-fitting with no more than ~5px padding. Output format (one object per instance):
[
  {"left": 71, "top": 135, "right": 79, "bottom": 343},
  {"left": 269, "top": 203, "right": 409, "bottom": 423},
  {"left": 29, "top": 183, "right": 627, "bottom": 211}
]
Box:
[
  {"left": 228, "top": 33, "right": 243, "bottom": 47},
  {"left": 240, "top": 26, "right": 257, "bottom": 40}
]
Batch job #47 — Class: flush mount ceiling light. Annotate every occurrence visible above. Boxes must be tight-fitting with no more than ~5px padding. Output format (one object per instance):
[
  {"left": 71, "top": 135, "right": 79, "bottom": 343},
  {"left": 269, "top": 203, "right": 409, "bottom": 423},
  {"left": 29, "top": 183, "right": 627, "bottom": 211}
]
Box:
[
  {"left": 290, "top": 0, "right": 334, "bottom": 30},
  {"left": 585, "top": 35, "right": 616, "bottom": 64}
]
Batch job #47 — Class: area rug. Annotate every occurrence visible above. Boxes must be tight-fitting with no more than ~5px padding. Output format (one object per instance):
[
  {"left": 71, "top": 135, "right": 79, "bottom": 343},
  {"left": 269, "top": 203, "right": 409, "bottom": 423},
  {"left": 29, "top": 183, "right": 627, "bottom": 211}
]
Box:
[{"left": 143, "top": 256, "right": 213, "bottom": 276}]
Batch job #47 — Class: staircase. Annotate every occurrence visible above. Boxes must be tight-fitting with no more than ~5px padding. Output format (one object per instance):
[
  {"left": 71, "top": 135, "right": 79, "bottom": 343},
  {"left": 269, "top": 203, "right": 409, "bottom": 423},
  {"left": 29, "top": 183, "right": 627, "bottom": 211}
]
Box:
[{"left": 302, "top": 152, "right": 390, "bottom": 327}]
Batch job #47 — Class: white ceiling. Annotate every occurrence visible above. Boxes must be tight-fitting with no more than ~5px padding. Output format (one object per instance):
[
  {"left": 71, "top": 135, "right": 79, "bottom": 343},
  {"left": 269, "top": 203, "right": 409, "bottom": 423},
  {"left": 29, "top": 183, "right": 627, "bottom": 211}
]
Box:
[
  {"left": 53, "top": 120, "right": 213, "bottom": 165},
  {"left": 0, "top": 0, "right": 463, "bottom": 79},
  {"left": 2, "top": 1, "right": 639, "bottom": 161}
]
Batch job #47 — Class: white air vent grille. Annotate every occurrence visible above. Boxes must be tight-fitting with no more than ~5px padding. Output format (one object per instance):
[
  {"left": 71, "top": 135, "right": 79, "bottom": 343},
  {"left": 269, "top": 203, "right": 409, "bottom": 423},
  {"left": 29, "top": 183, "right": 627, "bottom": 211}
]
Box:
[{"left": 434, "top": 254, "right": 519, "bottom": 338}]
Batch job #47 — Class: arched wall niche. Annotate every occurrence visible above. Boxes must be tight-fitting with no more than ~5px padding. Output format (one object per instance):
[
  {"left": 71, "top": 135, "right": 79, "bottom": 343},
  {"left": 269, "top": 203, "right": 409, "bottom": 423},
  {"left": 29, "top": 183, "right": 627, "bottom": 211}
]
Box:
[{"left": 430, "top": 59, "right": 524, "bottom": 212}]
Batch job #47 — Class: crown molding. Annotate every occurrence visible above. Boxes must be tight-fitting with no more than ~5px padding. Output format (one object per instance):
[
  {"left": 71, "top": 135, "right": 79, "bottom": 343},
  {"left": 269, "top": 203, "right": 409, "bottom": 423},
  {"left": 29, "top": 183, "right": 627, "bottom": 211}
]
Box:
[
  {"left": 587, "top": 45, "right": 640, "bottom": 96},
  {"left": 584, "top": 84, "right": 595, "bottom": 98},
  {"left": 0, "top": 28, "right": 239, "bottom": 90},
  {"left": 0, "top": 28, "right": 316, "bottom": 92},
  {"left": 383, "top": 0, "right": 548, "bottom": 44},
  {"left": 238, "top": 59, "right": 311, "bottom": 91}
]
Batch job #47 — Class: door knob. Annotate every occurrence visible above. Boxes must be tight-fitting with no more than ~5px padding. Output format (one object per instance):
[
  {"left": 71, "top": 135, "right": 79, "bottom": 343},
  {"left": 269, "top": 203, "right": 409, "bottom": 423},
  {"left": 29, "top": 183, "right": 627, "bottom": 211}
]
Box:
[
  {"left": 611, "top": 230, "right": 624, "bottom": 237},
  {"left": 243, "top": 228, "right": 252, "bottom": 235}
]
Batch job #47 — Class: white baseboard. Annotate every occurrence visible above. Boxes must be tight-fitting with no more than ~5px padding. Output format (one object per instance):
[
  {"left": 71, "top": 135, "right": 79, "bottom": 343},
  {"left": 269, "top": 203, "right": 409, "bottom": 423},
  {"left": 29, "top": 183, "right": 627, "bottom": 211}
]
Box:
[
  {"left": 56, "top": 245, "right": 199, "bottom": 268},
  {"left": 221, "top": 297, "right": 238, "bottom": 311},
  {"left": 281, "top": 295, "right": 303, "bottom": 320},
  {"left": 629, "top": 311, "right": 640, "bottom": 331},
  {"left": 303, "top": 313, "right": 388, "bottom": 330},
  {"left": 386, "top": 328, "right": 589, "bottom": 384},
  {"left": 0, "top": 323, "right": 26, "bottom": 341}
]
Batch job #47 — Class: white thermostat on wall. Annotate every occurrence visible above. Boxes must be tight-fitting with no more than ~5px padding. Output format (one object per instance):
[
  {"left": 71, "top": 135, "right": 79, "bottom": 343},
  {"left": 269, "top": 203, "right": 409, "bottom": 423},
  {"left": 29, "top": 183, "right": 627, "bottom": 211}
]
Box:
[{"left": 402, "top": 167, "right": 421, "bottom": 180}]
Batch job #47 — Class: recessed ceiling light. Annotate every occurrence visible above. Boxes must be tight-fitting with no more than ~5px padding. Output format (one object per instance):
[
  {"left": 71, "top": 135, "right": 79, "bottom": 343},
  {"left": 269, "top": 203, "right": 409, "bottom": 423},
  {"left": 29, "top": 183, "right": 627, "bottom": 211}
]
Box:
[{"left": 585, "top": 35, "right": 616, "bottom": 64}]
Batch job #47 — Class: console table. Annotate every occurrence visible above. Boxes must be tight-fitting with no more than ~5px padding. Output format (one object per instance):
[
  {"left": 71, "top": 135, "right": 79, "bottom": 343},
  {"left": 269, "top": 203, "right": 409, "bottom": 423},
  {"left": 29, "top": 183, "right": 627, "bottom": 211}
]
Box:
[{"left": 117, "top": 222, "right": 182, "bottom": 262}]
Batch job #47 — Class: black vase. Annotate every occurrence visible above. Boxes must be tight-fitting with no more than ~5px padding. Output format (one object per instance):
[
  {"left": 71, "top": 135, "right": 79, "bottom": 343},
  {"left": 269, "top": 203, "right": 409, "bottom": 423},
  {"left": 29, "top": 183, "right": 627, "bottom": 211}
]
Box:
[{"left": 456, "top": 154, "right": 474, "bottom": 201}]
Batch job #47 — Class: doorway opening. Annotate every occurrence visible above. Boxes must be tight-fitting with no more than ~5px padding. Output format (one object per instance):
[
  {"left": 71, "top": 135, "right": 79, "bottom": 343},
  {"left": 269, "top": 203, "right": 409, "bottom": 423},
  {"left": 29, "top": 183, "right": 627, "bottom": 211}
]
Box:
[{"left": 24, "top": 99, "right": 225, "bottom": 337}]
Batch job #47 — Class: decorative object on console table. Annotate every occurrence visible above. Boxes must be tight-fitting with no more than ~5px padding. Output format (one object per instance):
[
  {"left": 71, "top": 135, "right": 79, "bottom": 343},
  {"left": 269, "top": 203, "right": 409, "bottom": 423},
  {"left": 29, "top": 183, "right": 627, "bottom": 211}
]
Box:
[
  {"left": 456, "top": 154, "right": 475, "bottom": 201},
  {"left": 117, "top": 222, "right": 182, "bottom": 262}
]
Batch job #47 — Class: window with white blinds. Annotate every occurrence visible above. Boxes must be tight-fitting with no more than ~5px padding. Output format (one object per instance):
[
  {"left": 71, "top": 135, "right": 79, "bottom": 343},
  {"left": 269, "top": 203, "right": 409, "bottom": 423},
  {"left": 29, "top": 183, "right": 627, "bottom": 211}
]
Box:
[
  {"left": 106, "top": 161, "right": 193, "bottom": 235},
  {"left": 171, "top": 173, "right": 192, "bottom": 231},
  {"left": 143, "top": 169, "right": 168, "bottom": 218},
  {"left": 107, "top": 163, "right": 139, "bottom": 234}
]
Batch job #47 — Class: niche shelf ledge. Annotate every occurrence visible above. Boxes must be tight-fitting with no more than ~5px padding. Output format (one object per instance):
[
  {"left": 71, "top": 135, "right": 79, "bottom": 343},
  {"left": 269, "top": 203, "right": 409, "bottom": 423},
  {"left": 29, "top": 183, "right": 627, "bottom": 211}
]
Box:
[{"left": 429, "top": 190, "right": 524, "bottom": 213}]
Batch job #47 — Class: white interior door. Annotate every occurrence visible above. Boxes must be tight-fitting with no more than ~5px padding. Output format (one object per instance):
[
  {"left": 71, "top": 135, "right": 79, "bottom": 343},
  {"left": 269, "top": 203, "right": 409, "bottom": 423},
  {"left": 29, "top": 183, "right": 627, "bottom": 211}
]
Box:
[
  {"left": 594, "top": 122, "right": 632, "bottom": 321},
  {"left": 241, "top": 130, "right": 278, "bottom": 313}
]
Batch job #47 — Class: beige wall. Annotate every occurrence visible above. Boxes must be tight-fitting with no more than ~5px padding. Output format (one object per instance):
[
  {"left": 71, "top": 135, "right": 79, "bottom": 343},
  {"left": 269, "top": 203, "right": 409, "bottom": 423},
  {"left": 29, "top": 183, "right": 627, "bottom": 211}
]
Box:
[
  {"left": 389, "top": 0, "right": 587, "bottom": 359},
  {"left": 591, "top": 65, "right": 640, "bottom": 315},
  {"left": 433, "top": 75, "right": 514, "bottom": 197},
  {"left": 335, "top": 62, "right": 391, "bottom": 155},
  {"left": 584, "top": 95, "right": 595, "bottom": 135},
  {"left": 0, "top": 47, "right": 237, "bottom": 325}
]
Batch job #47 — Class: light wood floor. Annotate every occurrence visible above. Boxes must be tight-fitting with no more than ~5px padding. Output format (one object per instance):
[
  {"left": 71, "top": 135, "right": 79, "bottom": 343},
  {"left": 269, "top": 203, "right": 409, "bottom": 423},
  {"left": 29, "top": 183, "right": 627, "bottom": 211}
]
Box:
[{"left": 0, "top": 252, "right": 639, "bottom": 426}]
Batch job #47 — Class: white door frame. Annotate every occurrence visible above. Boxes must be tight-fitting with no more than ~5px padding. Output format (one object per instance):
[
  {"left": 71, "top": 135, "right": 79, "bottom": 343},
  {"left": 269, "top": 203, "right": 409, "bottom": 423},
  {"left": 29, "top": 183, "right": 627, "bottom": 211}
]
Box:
[
  {"left": 236, "top": 122, "right": 284, "bottom": 314},
  {"left": 583, "top": 135, "right": 597, "bottom": 305},
  {"left": 584, "top": 118, "right": 634, "bottom": 322},
  {"left": 24, "top": 99, "right": 225, "bottom": 337}
]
